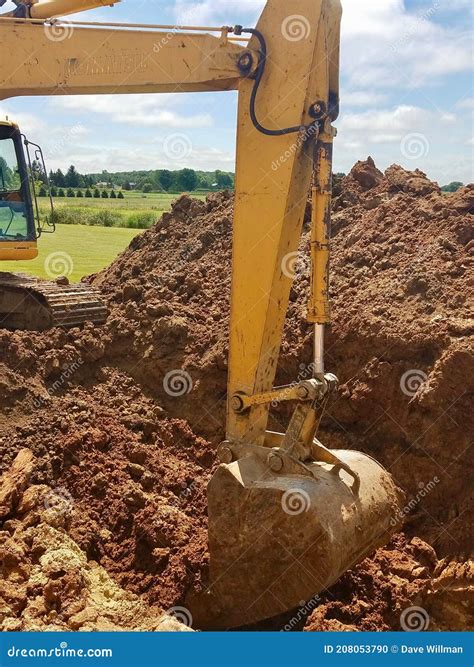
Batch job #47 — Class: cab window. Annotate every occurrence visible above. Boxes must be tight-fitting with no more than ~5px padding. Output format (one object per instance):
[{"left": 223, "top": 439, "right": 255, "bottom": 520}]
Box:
[{"left": 0, "top": 136, "right": 29, "bottom": 240}]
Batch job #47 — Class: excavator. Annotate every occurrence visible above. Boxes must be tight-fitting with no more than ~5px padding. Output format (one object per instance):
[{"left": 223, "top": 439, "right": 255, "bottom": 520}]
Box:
[{"left": 0, "top": 0, "right": 404, "bottom": 629}]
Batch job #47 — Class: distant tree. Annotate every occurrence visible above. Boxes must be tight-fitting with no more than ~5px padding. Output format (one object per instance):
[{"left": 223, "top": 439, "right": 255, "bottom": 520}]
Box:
[
  {"left": 117, "top": 191, "right": 124, "bottom": 199},
  {"left": 85, "top": 189, "right": 92, "bottom": 198},
  {"left": 76, "top": 190, "right": 83, "bottom": 197},
  {"left": 158, "top": 170, "right": 173, "bottom": 192},
  {"left": 441, "top": 181, "right": 464, "bottom": 193},
  {"left": 50, "top": 185, "right": 58, "bottom": 197},
  {"left": 94, "top": 188, "right": 101, "bottom": 198},
  {"left": 101, "top": 190, "right": 109, "bottom": 198},
  {"left": 67, "top": 187, "right": 75, "bottom": 197},
  {"left": 65, "top": 165, "right": 80, "bottom": 188},
  {"left": 38, "top": 185, "right": 48, "bottom": 197},
  {"left": 54, "top": 169, "right": 66, "bottom": 188},
  {"left": 215, "top": 170, "right": 233, "bottom": 188},
  {"left": 58, "top": 188, "right": 65, "bottom": 197},
  {"left": 178, "top": 168, "right": 197, "bottom": 192},
  {"left": 123, "top": 181, "right": 132, "bottom": 191},
  {"left": 142, "top": 182, "right": 154, "bottom": 193},
  {"left": 110, "top": 190, "right": 117, "bottom": 199}
]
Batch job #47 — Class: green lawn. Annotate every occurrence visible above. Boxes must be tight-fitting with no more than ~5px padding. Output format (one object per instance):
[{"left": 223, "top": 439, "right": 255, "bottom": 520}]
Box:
[
  {"left": 1, "top": 224, "right": 142, "bottom": 282},
  {"left": 40, "top": 191, "right": 207, "bottom": 229}
]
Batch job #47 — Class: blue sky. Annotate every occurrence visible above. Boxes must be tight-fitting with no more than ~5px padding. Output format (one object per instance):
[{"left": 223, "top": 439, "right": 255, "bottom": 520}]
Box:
[{"left": 1, "top": 0, "right": 472, "bottom": 183}]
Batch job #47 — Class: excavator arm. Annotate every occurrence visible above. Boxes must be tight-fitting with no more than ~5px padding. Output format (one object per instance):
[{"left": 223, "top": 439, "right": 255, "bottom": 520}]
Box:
[{"left": 0, "top": 0, "right": 403, "bottom": 628}]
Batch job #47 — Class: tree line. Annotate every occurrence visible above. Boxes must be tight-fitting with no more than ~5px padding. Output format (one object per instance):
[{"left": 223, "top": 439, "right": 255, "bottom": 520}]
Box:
[{"left": 39, "top": 164, "right": 234, "bottom": 192}]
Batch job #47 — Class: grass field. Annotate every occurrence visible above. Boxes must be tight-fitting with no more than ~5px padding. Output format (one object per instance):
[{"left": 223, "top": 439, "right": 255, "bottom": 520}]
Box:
[
  {"left": 1, "top": 191, "right": 203, "bottom": 281},
  {"left": 1, "top": 224, "right": 142, "bottom": 282},
  {"left": 41, "top": 191, "right": 206, "bottom": 229}
]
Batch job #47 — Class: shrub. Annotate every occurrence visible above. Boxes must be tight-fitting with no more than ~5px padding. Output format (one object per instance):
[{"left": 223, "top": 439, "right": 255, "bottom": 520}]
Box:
[
  {"left": 85, "top": 189, "right": 92, "bottom": 198},
  {"left": 50, "top": 186, "right": 57, "bottom": 197},
  {"left": 67, "top": 188, "right": 75, "bottom": 197},
  {"left": 76, "top": 190, "right": 83, "bottom": 197},
  {"left": 117, "top": 191, "right": 124, "bottom": 199},
  {"left": 101, "top": 190, "right": 109, "bottom": 198},
  {"left": 58, "top": 188, "right": 65, "bottom": 197},
  {"left": 110, "top": 190, "right": 117, "bottom": 199},
  {"left": 94, "top": 188, "right": 101, "bottom": 198}
]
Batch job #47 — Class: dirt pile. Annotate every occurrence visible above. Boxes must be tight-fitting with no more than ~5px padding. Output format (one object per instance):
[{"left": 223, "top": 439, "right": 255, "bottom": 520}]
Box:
[
  {"left": 304, "top": 535, "right": 473, "bottom": 632},
  {"left": 0, "top": 158, "right": 472, "bottom": 631},
  {"left": 0, "top": 450, "right": 192, "bottom": 631}
]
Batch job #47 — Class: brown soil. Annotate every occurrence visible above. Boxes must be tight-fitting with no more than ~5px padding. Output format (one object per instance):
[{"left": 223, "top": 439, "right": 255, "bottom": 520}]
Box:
[{"left": 0, "top": 158, "right": 472, "bottom": 631}]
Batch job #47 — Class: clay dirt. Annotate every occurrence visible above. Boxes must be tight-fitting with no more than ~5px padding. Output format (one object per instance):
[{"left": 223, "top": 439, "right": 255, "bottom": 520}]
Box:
[{"left": 0, "top": 159, "right": 472, "bottom": 632}]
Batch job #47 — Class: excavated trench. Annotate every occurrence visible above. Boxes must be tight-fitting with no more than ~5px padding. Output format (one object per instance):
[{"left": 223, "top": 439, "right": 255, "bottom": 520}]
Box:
[{"left": 0, "top": 159, "right": 472, "bottom": 631}]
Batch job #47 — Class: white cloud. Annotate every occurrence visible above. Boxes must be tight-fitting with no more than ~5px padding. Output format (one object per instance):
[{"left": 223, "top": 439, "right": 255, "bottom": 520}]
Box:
[
  {"left": 343, "top": 91, "right": 389, "bottom": 107},
  {"left": 52, "top": 94, "right": 213, "bottom": 129},
  {"left": 340, "top": 0, "right": 472, "bottom": 89},
  {"left": 174, "top": 0, "right": 265, "bottom": 25}
]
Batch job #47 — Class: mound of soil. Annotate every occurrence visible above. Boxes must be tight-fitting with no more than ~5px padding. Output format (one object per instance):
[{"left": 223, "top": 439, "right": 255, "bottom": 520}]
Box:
[
  {"left": 0, "top": 158, "right": 472, "bottom": 631},
  {"left": 0, "top": 451, "right": 192, "bottom": 631}
]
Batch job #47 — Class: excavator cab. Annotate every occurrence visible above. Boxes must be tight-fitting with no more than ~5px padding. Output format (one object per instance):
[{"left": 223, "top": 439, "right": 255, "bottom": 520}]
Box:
[
  {"left": 0, "top": 120, "right": 39, "bottom": 260},
  {"left": 0, "top": 120, "right": 107, "bottom": 330}
]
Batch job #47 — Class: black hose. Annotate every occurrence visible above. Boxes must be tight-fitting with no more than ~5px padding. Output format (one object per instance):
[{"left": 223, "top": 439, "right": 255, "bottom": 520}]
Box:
[{"left": 239, "top": 27, "right": 318, "bottom": 137}]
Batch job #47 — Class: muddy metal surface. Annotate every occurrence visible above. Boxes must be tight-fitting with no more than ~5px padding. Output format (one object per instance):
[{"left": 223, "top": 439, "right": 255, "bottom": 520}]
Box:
[{"left": 0, "top": 160, "right": 472, "bottom": 631}]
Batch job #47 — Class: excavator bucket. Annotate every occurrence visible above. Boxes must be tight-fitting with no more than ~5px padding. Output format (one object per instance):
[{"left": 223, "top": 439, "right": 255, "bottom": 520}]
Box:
[{"left": 190, "top": 447, "right": 403, "bottom": 629}]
